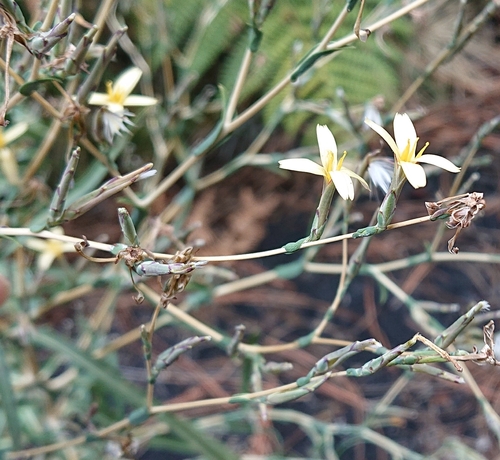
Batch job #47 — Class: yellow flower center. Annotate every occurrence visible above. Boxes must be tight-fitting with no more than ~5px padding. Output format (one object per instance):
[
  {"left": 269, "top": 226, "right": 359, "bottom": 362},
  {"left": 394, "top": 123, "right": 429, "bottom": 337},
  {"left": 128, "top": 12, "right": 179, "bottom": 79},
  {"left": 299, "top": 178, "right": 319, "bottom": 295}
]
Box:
[
  {"left": 400, "top": 140, "right": 413, "bottom": 163},
  {"left": 106, "top": 81, "right": 125, "bottom": 105},
  {"left": 325, "top": 151, "right": 335, "bottom": 173},
  {"left": 46, "top": 239, "right": 66, "bottom": 258},
  {"left": 0, "top": 130, "right": 5, "bottom": 148},
  {"left": 415, "top": 142, "right": 430, "bottom": 159},
  {"left": 337, "top": 151, "right": 348, "bottom": 170}
]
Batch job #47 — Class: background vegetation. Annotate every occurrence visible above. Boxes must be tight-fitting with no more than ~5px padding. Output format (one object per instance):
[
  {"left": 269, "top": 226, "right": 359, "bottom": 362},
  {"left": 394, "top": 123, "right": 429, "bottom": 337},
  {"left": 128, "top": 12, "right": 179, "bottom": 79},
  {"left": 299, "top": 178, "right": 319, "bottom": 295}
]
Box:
[{"left": 1, "top": 0, "right": 500, "bottom": 458}]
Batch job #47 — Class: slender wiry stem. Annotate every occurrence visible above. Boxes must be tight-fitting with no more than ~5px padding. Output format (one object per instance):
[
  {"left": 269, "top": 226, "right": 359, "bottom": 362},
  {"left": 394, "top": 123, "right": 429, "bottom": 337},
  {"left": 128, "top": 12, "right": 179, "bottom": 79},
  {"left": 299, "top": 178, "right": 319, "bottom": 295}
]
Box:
[
  {"left": 223, "top": 0, "right": 432, "bottom": 137},
  {"left": 146, "top": 301, "right": 162, "bottom": 409},
  {"left": 23, "top": 121, "right": 64, "bottom": 183},
  {"left": 0, "top": 215, "right": 434, "bottom": 263},
  {"left": 0, "top": 57, "right": 63, "bottom": 118},
  {"left": 135, "top": 155, "right": 199, "bottom": 208},
  {"left": 91, "top": 0, "right": 118, "bottom": 44},
  {"left": 392, "top": 0, "right": 500, "bottom": 113},
  {"left": 312, "top": 236, "right": 349, "bottom": 338},
  {"left": 224, "top": 48, "right": 253, "bottom": 126},
  {"left": 326, "top": 0, "right": 432, "bottom": 51},
  {"left": 317, "top": 5, "right": 349, "bottom": 51}
]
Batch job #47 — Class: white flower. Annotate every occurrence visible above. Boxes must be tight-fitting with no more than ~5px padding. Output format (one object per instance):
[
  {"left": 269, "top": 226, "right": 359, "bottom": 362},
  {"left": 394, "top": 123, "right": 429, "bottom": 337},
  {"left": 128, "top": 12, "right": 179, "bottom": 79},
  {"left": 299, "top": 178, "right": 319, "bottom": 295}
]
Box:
[
  {"left": 365, "top": 113, "right": 460, "bottom": 189},
  {"left": 0, "top": 122, "right": 28, "bottom": 185},
  {"left": 88, "top": 67, "right": 157, "bottom": 142},
  {"left": 279, "top": 125, "right": 369, "bottom": 200},
  {"left": 88, "top": 67, "right": 157, "bottom": 114},
  {"left": 93, "top": 107, "right": 135, "bottom": 143},
  {"left": 24, "top": 227, "right": 75, "bottom": 272}
]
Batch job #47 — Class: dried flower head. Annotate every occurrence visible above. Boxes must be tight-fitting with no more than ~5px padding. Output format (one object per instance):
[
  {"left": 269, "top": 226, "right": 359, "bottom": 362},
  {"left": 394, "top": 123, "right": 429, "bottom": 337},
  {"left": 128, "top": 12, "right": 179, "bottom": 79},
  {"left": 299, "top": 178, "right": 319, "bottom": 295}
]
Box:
[
  {"left": 425, "top": 192, "right": 486, "bottom": 254},
  {"left": 472, "top": 320, "right": 500, "bottom": 366},
  {"left": 162, "top": 247, "right": 199, "bottom": 302}
]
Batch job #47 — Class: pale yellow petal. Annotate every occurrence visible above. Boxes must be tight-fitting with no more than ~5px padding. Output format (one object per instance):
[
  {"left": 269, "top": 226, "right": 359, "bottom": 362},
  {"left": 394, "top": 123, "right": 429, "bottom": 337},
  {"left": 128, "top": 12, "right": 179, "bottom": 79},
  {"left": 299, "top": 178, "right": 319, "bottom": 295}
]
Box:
[
  {"left": 417, "top": 154, "right": 461, "bottom": 173},
  {"left": 341, "top": 167, "right": 371, "bottom": 190},
  {"left": 331, "top": 170, "right": 354, "bottom": 200},
  {"left": 0, "top": 147, "right": 20, "bottom": 184},
  {"left": 415, "top": 142, "right": 430, "bottom": 159},
  {"left": 37, "top": 252, "right": 56, "bottom": 272},
  {"left": 114, "top": 67, "right": 143, "bottom": 98},
  {"left": 2, "top": 122, "right": 28, "bottom": 145},
  {"left": 400, "top": 161, "right": 426, "bottom": 189},
  {"left": 316, "top": 124, "right": 337, "bottom": 170},
  {"left": 100, "top": 109, "right": 132, "bottom": 141},
  {"left": 122, "top": 95, "right": 158, "bottom": 107},
  {"left": 50, "top": 227, "right": 65, "bottom": 236},
  {"left": 106, "top": 103, "right": 127, "bottom": 114},
  {"left": 393, "top": 113, "right": 417, "bottom": 153},
  {"left": 88, "top": 92, "right": 110, "bottom": 106},
  {"left": 278, "top": 158, "right": 326, "bottom": 177},
  {"left": 62, "top": 243, "right": 77, "bottom": 253},
  {"left": 365, "top": 118, "right": 400, "bottom": 159},
  {"left": 24, "top": 238, "right": 48, "bottom": 252}
]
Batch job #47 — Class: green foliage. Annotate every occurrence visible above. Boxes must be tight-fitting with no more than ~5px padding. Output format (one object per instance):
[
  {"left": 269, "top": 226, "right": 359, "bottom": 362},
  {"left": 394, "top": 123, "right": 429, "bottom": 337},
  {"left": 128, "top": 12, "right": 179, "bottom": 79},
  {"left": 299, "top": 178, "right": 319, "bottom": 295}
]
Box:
[{"left": 216, "top": 0, "right": 408, "bottom": 135}]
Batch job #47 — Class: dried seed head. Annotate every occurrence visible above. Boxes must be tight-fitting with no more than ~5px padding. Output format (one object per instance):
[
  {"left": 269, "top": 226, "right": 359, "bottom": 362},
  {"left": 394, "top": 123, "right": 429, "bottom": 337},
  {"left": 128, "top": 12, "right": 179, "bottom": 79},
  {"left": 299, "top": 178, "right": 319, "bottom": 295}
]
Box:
[
  {"left": 445, "top": 192, "right": 485, "bottom": 230},
  {"left": 115, "top": 246, "right": 151, "bottom": 269},
  {"left": 425, "top": 192, "right": 485, "bottom": 254},
  {"left": 162, "top": 247, "right": 199, "bottom": 301}
]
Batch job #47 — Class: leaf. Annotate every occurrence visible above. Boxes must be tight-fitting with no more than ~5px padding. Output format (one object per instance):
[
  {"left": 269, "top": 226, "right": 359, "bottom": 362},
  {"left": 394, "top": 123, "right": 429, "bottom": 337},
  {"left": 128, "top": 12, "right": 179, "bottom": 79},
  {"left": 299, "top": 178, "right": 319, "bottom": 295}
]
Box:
[
  {"left": 31, "top": 327, "right": 238, "bottom": 460},
  {"left": 290, "top": 49, "right": 339, "bottom": 82},
  {"left": 19, "top": 77, "right": 63, "bottom": 96},
  {"left": 0, "top": 339, "right": 22, "bottom": 449},
  {"left": 346, "top": 0, "right": 360, "bottom": 12}
]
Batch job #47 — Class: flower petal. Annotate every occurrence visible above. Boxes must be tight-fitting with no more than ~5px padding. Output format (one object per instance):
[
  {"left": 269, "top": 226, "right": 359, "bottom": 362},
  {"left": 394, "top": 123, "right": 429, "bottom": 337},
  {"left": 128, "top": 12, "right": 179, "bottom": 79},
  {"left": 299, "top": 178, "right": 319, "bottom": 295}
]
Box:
[
  {"left": 114, "top": 67, "right": 143, "bottom": 98},
  {"left": 367, "top": 159, "right": 393, "bottom": 193},
  {"left": 400, "top": 161, "right": 426, "bottom": 189},
  {"left": 365, "top": 118, "right": 400, "bottom": 159},
  {"left": 122, "top": 95, "right": 158, "bottom": 107},
  {"left": 24, "top": 238, "right": 47, "bottom": 251},
  {"left": 88, "top": 92, "right": 110, "bottom": 106},
  {"left": 37, "top": 251, "right": 56, "bottom": 272},
  {"left": 0, "top": 147, "right": 20, "bottom": 184},
  {"left": 278, "top": 158, "right": 325, "bottom": 177},
  {"left": 331, "top": 170, "right": 354, "bottom": 200},
  {"left": 106, "top": 102, "right": 127, "bottom": 114},
  {"left": 100, "top": 109, "right": 133, "bottom": 142},
  {"left": 316, "top": 124, "right": 337, "bottom": 170},
  {"left": 341, "top": 167, "right": 371, "bottom": 190},
  {"left": 393, "top": 113, "right": 417, "bottom": 153},
  {"left": 417, "top": 154, "right": 461, "bottom": 173},
  {"left": 2, "top": 122, "right": 28, "bottom": 145}
]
